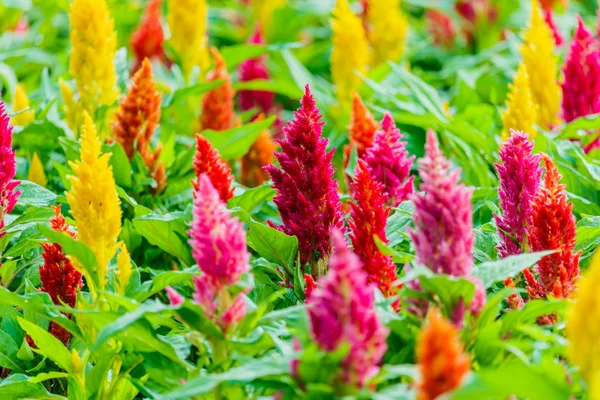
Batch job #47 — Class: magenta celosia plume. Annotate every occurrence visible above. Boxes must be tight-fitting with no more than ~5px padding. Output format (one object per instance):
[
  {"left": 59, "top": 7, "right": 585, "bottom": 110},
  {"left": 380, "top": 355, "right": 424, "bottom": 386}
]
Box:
[
  {"left": 363, "top": 113, "right": 414, "bottom": 207},
  {"left": 494, "top": 129, "right": 542, "bottom": 258},
  {"left": 238, "top": 25, "right": 274, "bottom": 115},
  {"left": 544, "top": 10, "right": 563, "bottom": 46},
  {"left": 264, "top": 85, "right": 342, "bottom": 277},
  {"left": 307, "top": 229, "right": 388, "bottom": 388},
  {"left": 0, "top": 100, "right": 20, "bottom": 234},
  {"left": 409, "top": 130, "right": 485, "bottom": 317}
]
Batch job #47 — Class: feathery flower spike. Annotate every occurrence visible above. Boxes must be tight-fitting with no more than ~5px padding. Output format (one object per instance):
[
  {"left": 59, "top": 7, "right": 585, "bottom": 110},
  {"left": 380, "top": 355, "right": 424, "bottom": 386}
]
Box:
[
  {"left": 238, "top": 25, "right": 274, "bottom": 117},
  {"left": 307, "top": 229, "right": 388, "bottom": 388},
  {"left": 366, "top": 0, "right": 409, "bottom": 66},
  {"left": 525, "top": 153, "right": 580, "bottom": 302},
  {"left": 12, "top": 83, "right": 34, "bottom": 126},
  {"left": 193, "top": 134, "right": 234, "bottom": 202},
  {"left": 539, "top": 0, "right": 566, "bottom": 10},
  {"left": 544, "top": 9, "right": 563, "bottom": 46},
  {"left": 409, "top": 130, "right": 485, "bottom": 317},
  {"left": 416, "top": 309, "right": 470, "bottom": 400},
  {"left": 330, "top": 0, "right": 369, "bottom": 105},
  {"left": 167, "top": 0, "right": 209, "bottom": 78},
  {"left": 0, "top": 101, "right": 20, "bottom": 234},
  {"left": 131, "top": 0, "right": 166, "bottom": 72},
  {"left": 349, "top": 160, "right": 399, "bottom": 308},
  {"left": 521, "top": 0, "right": 561, "bottom": 129},
  {"left": 66, "top": 113, "right": 122, "bottom": 296},
  {"left": 426, "top": 9, "right": 456, "bottom": 49},
  {"left": 363, "top": 113, "right": 414, "bottom": 207},
  {"left": 264, "top": 85, "right": 343, "bottom": 278},
  {"left": 27, "top": 153, "right": 47, "bottom": 188},
  {"left": 201, "top": 48, "right": 236, "bottom": 132},
  {"left": 240, "top": 121, "right": 277, "bottom": 187},
  {"left": 501, "top": 63, "right": 538, "bottom": 140},
  {"left": 69, "top": 0, "right": 118, "bottom": 114},
  {"left": 343, "top": 93, "right": 379, "bottom": 168},
  {"left": 59, "top": 79, "right": 82, "bottom": 134},
  {"left": 115, "top": 243, "right": 132, "bottom": 296},
  {"left": 494, "top": 130, "right": 542, "bottom": 258}
]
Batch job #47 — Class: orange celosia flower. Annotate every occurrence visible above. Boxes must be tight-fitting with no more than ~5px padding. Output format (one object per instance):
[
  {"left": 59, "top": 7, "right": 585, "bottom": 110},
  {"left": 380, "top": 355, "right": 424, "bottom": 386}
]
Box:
[
  {"left": 344, "top": 93, "right": 379, "bottom": 168},
  {"left": 240, "top": 126, "right": 277, "bottom": 187},
  {"left": 193, "top": 134, "right": 234, "bottom": 202},
  {"left": 416, "top": 309, "right": 470, "bottom": 400},
  {"left": 200, "top": 47, "right": 235, "bottom": 132}
]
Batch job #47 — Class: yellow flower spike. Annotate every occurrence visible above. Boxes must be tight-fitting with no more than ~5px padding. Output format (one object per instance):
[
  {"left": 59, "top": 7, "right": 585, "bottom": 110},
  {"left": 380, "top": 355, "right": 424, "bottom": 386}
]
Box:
[
  {"left": 521, "top": 0, "right": 561, "bottom": 129},
  {"left": 501, "top": 63, "right": 538, "bottom": 141},
  {"left": 115, "top": 243, "right": 132, "bottom": 296},
  {"left": 11, "top": 84, "right": 34, "bottom": 126},
  {"left": 167, "top": 0, "right": 209, "bottom": 79},
  {"left": 59, "top": 79, "right": 82, "bottom": 135},
  {"left": 27, "top": 153, "right": 47, "bottom": 188},
  {"left": 367, "top": 0, "right": 409, "bottom": 66},
  {"left": 66, "top": 112, "right": 122, "bottom": 295},
  {"left": 567, "top": 247, "right": 600, "bottom": 387},
  {"left": 68, "top": 0, "right": 118, "bottom": 115},
  {"left": 251, "top": 0, "right": 285, "bottom": 35},
  {"left": 330, "top": 0, "right": 369, "bottom": 106}
]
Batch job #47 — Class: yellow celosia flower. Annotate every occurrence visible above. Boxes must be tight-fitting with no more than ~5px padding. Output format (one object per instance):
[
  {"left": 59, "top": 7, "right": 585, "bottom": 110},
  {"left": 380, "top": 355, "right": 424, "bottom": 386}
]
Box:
[
  {"left": 69, "top": 0, "right": 118, "bottom": 115},
  {"left": 59, "top": 79, "right": 82, "bottom": 135},
  {"left": 567, "top": 247, "right": 600, "bottom": 388},
  {"left": 27, "top": 153, "right": 47, "bottom": 188},
  {"left": 11, "top": 84, "right": 34, "bottom": 126},
  {"left": 66, "top": 112, "right": 121, "bottom": 295},
  {"left": 251, "top": 0, "right": 285, "bottom": 35},
  {"left": 115, "top": 243, "right": 132, "bottom": 295},
  {"left": 521, "top": 0, "right": 561, "bottom": 129},
  {"left": 501, "top": 63, "right": 538, "bottom": 140},
  {"left": 367, "top": 0, "right": 409, "bottom": 66},
  {"left": 330, "top": 0, "right": 369, "bottom": 105},
  {"left": 167, "top": 0, "right": 209, "bottom": 78}
]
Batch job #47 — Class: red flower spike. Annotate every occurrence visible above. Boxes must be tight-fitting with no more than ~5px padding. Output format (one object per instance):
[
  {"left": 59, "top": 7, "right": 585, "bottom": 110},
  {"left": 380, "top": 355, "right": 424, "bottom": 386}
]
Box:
[
  {"left": 131, "top": 0, "right": 167, "bottom": 72},
  {"left": 192, "top": 134, "right": 234, "bottom": 203}
]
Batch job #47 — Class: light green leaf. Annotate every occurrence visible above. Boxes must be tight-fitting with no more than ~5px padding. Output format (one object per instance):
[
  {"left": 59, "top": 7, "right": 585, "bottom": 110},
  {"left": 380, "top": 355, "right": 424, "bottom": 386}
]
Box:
[
  {"left": 18, "top": 318, "right": 72, "bottom": 372},
  {"left": 203, "top": 116, "right": 276, "bottom": 160},
  {"left": 472, "top": 251, "right": 555, "bottom": 288},
  {"left": 16, "top": 181, "right": 57, "bottom": 206}
]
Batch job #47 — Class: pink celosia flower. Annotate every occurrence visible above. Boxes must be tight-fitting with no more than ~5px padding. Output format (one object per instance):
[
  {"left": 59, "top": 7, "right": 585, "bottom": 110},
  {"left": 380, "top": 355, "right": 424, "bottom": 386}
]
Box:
[
  {"left": 166, "top": 286, "right": 184, "bottom": 306},
  {"left": 264, "top": 85, "right": 342, "bottom": 278},
  {"left": 363, "top": 113, "right": 414, "bottom": 207},
  {"left": 0, "top": 100, "right": 20, "bottom": 234},
  {"left": 238, "top": 24, "right": 274, "bottom": 116},
  {"left": 494, "top": 129, "right": 542, "bottom": 258},
  {"left": 409, "top": 130, "right": 485, "bottom": 317},
  {"left": 544, "top": 10, "right": 563, "bottom": 46},
  {"left": 307, "top": 229, "right": 388, "bottom": 388}
]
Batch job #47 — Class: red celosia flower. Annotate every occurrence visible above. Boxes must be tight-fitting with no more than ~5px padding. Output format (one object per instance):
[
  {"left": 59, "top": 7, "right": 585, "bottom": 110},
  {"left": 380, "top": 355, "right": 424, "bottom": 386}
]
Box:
[
  {"left": 455, "top": 0, "right": 497, "bottom": 44},
  {"left": 201, "top": 47, "right": 236, "bottom": 131},
  {"left": 343, "top": 93, "right": 379, "bottom": 169},
  {"left": 426, "top": 9, "right": 457, "bottom": 49},
  {"left": 192, "top": 134, "right": 234, "bottom": 203},
  {"left": 348, "top": 160, "right": 398, "bottom": 308},
  {"left": 526, "top": 153, "right": 580, "bottom": 300},
  {"left": 39, "top": 205, "right": 83, "bottom": 345},
  {"left": 0, "top": 100, "right": 20, "bottom": 235},
  {"left": 416, "top": 309, "right": 470, "bottom": 400},
  {"left": 264, "top": 85, "right": 343, "bottom": 278},
  {"left": 539, "top": 0, "right": 566, "bottom": 10},
  {"left": 131, "top": 0, "right": 167, "bottom": 72},
  {"left": 240, "top": 125, "right": 277, "bottom": 187},
  {"left": 504, "top": 277, "right": 524, "bottom": 311},
  {"left": 544, "top": 10, "right": 563, "bottom": 46},
  {"left": 303, "top": 273, "right": 317, "bottom": 298}
]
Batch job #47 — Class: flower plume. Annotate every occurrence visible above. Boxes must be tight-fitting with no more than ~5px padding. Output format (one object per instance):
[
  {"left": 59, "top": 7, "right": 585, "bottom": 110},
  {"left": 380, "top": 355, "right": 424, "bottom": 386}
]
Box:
[
  {"left": 366, "top": 0, "right": 409, "bottom": 65},
  {"left": 12, "top": 83, "right": 34, "bottom": 126},
  {"left": 193, "top": 134, "right": 234, "bottom": 203},
  {"left": 343, "top": 93, "right": 379, "bottom": 168},
  {"left": 501, "top": 63, "right": 537, "bottom": 140},
  {"left": 201, "top": 48, "right": 236, "bottom": 132},
  {"left": 131, "top": 0, "right": 167, "bottom": 72},
  {"left": 167, "top": 0, "right": 208, "bottom": 77},
  {"left": 238, "top": 25, "right": 274, "bottom": 116},
  {"left": 0, "top": 101, "right": 20, "bottom": 234}
]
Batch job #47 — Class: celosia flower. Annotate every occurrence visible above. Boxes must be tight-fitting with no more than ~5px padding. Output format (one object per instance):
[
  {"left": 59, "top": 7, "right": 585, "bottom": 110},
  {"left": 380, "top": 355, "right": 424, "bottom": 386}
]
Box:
[
  {"left": 363, "top": 113, "right": 414, "bottom": 207},
  {"left": 251, "top": 0, "right": 285, "bottom": 35},
  {"left": 11, "top": 83, "right": 34, "bottom": 126},
  {"left": 366, "top": 0, "right": 409, "bottom": 66},
  {"left": 343, "top": 93, "right": 379, "bottom": 168},
  {"left": 115, "top": 243, "right": 132, "bottom": 296},
  {"left": 240, "top": 125, "right": 277, "bottom": 187},
  {"left": 494, "top": 130, "right": 542, "bottom": 258},
  {"left": 193, "top": 134, "right": 234, "bottom": 202},
  {"left": 238, "top": 25, "right": 274, "bottom": 116},
  {"left": 27, "top": 152, "right": 47, "bottom": 188},
  {"left": 264, "top": 85, "right": 342, "bottom": 277},
  {"left": 521, "top": 1, "right": 561, "bottom": 129},
  {"left": 539, "top": 0, "right": 566, "bottom": 10},
  {"left": 544, "top": 9, "right": 563, "bottom": 46},
  {"left": 567, "top": 247, "right": 600, "bottom": 391},
  {"left": 348, "top": 160, "right": 398, "bottom": 306},
  {"left": 525, "top": 153, "right": 580, "bottom": 300},
  {"left": 501, "top": 63, "right": 538, "bottom": 140},
  {"left": 39, "top": 205, "right": 83, "bottom": 345},
  {"left": 187, "top": 173, "right": 250, "bottom": 330},
  {"left": 167, "top": 0, "right": 208, "bottom": 78},
  {"left": 307, "top": 229, "right": 388, "bottom": 388},
  {"left": 330, "top": 0, "right": 369, "bottom": 105},
  {"left": 111, "top": 58, "right": 165, "bottom": 193},
  {"left": 59, "top": 79, "right": 82, "bottom": 135},
  {"left": 69, "top": 0, "right": 118, "bottom": 114},
  {"left": 131, "top": 0, "right": 166, "bottom": 72},
  {"left": 416, "top": 309, "right": 470, "bottom": 400},
  {"left": 455, "top": 0, "right": 497, "bottom": 45},
  {"left": 409, "top": 130, "right": 485, "bottom": 316},
  {"left": 561, "top": 16, "right": 600, "bottom": 151},
  {"left": 66, "top": 113, "right": 122, "bottom": 295},
  {"left": 0, "top": 101, "right": 20, "bottom": 234},
  {"left": 426, "top": 9, "right": 456, "bottom": 49},
  {"left": 200, "top": 48, "right": 236, "bottom": 132}
]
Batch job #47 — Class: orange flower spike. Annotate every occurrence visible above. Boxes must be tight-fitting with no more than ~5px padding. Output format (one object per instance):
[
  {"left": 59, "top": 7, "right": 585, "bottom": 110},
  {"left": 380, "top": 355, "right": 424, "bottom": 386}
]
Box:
[
  {"left": 344, "top": 92, "right": 379, "bottom": 168},
  {"left": 241, "top": 129, "right": 277, "bottom": 187},
  {"left": 416, "top": 309, "right": 470, "bottom": 400},
  {"left": 201, "top": 47, "right": 235, "bottom": 131}
]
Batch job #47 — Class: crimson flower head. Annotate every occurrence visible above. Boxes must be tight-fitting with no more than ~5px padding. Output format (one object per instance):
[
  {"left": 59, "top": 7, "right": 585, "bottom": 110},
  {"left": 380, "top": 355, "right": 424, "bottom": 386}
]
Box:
[
  {"left": 264, "top": 85, "right": 342, "bottom": 277},
  {"left": 0, "top": 100, "right": 20, "bottom": 234},
  {"left": 193, "top": 134, "right": 234, "bottom": 203},
  {"left": 544, "top": 10, "right": 563, "bottom": 46},
  {"left": 238, "top": 24, "right": 274, "bottom": 116},
  {"left": 494, "top": 129, "right": 542, "bottom": 258},
  {"left": 131, "top": 0, "right": 167, "bottom": 72},
  {"left": 307, "top": 229, "right": 388, "bottom": 388},
  {"left": 363, "top": 113, "right": 414, "bottom": 207}
]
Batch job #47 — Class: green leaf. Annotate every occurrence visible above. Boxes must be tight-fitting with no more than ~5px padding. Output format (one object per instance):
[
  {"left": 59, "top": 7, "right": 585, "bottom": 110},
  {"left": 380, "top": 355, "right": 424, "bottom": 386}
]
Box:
[
  {"left": 18, "top": 318, "right": 73, "bottom": 372},
  {"left": 103, "top": 142, "right": 132, "bottom": 188},
  {"left": 0, "top": 374, "right": 65, "bottom": 399},
  {"left": 0, "top": 330, "right": 24, "bottom": 371},
  {"left": 227, "top": 184, "right": 275, "bottom": 214},
  {"left": 575, "top": 216, "right": 600, "bottom": 253},
  {"left": 203, "top": 116, "right": 276, "bottom": 160},
  {"left": 472, "top": 251, "right": 555, "bottom": 288},
  {"left": 162, "top": 80, "right": 225, "bottom": 107},
  {"left": 16, "top": 181, "right": 57, "bottom": 206},
  {"left": 419, "top": 273, "right": 476, "bottom": 311},
  {"left": 13, "top": 121, "right": 65, "bottom": 153},
  {"left": 221, "top": 44, "right": 267, "bottom": 70}
]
